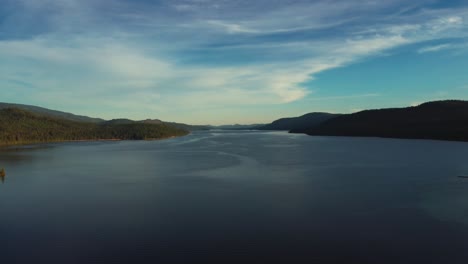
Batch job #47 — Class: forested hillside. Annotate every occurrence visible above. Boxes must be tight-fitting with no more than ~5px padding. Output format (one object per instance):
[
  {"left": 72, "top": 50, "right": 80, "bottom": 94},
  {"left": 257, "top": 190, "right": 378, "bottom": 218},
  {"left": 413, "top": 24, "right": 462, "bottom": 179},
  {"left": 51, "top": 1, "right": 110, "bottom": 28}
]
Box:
[
  {"left": 0, "top": 108, "right": 188, "bottom": 146},
  {"left": 258, "top": 112, "right": 340, "bottom": 131},
  {"left": 0, "top": 102, "right": 104, "bottom": 123},
  {"left": 294, "top": 100, "right": 468, "bottom": 142}
]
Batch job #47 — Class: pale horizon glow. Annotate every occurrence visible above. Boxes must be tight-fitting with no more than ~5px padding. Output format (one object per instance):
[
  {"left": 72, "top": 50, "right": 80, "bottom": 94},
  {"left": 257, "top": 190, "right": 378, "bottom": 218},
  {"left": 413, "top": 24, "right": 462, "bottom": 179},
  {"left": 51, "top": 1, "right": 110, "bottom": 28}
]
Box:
[{"left": 1, "top": 0, "right": 468, "bottom": 125}]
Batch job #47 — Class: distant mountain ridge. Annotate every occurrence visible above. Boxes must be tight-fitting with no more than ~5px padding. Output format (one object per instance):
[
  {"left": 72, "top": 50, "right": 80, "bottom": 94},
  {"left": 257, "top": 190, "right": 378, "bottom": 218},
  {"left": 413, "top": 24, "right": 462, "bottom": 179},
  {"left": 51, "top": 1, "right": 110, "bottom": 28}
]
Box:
[
  {"left": 293, "top": 100, "right": 468, "bottom": 142},
  {"left": 103, "top": 119, "right": 211, "bottom": 131},
  {"left": 258, "top": 112, "right": 341, "bottom": 131},
  {"left": 0, "top": 102, "right": 105, "bottom": 123},
  {"left": 5, "top": 100, "right": 468, "bottom": 142},
  {"left": 0, "top": 102, "right": 208, "bottom": 131},
  {"left": 211, "top": 124, "right": 264, "bottom": 130},
  {"left": 102, "top": 119, "right": 135, "bottom": 125},
  {"left": 0, "top": 108, "right": 188, "bottom": 146}
]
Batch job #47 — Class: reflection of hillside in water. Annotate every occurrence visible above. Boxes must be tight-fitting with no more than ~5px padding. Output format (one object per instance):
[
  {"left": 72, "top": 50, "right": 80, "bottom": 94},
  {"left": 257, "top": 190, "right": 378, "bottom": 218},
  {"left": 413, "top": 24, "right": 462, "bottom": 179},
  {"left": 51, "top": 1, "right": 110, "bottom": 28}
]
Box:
[
  {"left": 0, "top": 145, "right": 54, "bottom": 184},
  {"left": 0, "top": 153, "right": 35, "bottom": 165},
  {"left": 0, "top": 144, "right": 52, "bottom": 167},
  {"left": 0, "top": 169, "right": 5, "bottom": 183}
]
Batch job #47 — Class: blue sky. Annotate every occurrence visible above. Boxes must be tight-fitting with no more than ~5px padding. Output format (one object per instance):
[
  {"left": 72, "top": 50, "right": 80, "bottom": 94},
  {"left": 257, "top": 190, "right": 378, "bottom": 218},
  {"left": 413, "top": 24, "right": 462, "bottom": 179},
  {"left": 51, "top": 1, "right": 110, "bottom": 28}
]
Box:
[{"left": 1, "top": 0, "right": 468, "bottom": 124}]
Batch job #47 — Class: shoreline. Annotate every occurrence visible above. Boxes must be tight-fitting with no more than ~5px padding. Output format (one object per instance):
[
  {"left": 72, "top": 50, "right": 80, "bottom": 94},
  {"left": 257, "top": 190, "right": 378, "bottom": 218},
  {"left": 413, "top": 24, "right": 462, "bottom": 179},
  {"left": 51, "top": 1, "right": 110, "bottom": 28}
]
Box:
[{"left": 0, "top": 134, "right": 189, "bottom": 149}]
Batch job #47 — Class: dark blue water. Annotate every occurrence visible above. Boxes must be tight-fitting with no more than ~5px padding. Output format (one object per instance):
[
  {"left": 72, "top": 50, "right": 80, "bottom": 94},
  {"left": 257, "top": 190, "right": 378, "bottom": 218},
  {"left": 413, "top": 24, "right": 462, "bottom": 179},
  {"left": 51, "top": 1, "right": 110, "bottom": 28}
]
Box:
[{"left": 1, "top": 131, "right": 468, "bottom": 263}]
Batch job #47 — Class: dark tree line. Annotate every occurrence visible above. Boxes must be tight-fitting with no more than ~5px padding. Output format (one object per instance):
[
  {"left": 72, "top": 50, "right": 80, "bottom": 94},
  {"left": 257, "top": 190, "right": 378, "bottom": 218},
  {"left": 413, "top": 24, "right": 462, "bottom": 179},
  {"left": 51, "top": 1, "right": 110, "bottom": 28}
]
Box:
[
  {"left": 0, "top": 108, "right": 189, "bottom": 146},
  {"left": 293, "top": 100, "right": 468, "bottom": 142}
]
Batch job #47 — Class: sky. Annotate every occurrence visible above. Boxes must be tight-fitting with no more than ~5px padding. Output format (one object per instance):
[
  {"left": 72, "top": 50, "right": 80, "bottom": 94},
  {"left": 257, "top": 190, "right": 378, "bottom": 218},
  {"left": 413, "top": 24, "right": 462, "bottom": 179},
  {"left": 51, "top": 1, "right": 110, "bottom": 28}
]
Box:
[{"left": 1, "top": 0, "right": 468, "bottom": 125}]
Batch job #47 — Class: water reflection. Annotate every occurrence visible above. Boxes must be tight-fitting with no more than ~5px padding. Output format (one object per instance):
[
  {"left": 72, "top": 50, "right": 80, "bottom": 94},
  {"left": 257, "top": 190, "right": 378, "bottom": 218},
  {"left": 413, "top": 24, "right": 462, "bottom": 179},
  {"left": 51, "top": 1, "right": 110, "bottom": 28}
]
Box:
[
  {"left": 0, "top": 146, "right": 50, "bottom": 166},
  {"left": 0, "top": 168, "right": 5, "bottom": 183},
  {"left": 1, "top": 132, "right": 468, "bottom": 263}
]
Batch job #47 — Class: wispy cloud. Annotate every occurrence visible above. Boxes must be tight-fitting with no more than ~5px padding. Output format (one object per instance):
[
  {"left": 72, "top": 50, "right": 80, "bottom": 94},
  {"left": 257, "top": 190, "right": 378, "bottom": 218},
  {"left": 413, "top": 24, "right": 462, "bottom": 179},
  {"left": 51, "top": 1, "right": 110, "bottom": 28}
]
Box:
[
  {"left": 307, "top": 93, "right": 381, "bottom": 101},
  {"left": 205, "top": 20, "right": 259, "bottom": 34},
  {"left": 418, "top": 43, "right": 453, "bottom": 53},
  {"left": 1, "top": 0, "right": 468, "bottom": 123},
  {"left": 417, "top": 41, "right": 468, "bottom": 54}
]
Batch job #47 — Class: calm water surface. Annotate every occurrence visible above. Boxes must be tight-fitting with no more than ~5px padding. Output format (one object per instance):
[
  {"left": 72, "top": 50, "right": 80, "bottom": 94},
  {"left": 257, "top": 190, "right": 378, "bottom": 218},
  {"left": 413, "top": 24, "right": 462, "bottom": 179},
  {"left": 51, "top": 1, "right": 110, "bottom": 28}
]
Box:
[{"left": 1, "top": 131, "right": 468, "bottom": 263}]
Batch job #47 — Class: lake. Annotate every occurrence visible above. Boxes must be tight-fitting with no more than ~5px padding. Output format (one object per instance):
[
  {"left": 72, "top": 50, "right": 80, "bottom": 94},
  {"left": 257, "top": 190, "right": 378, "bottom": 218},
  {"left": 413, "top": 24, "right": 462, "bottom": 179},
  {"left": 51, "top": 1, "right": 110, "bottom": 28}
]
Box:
[{"left": 1, "top": 131, "right": 468, "bottom": 263}]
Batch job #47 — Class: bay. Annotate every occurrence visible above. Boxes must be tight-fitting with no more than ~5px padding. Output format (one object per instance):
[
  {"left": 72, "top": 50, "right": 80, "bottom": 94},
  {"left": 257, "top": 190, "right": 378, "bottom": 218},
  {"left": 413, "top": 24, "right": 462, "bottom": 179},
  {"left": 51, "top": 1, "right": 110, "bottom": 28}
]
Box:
[{"left": 1, "top": 131, "right": 468, "bottom": 263}]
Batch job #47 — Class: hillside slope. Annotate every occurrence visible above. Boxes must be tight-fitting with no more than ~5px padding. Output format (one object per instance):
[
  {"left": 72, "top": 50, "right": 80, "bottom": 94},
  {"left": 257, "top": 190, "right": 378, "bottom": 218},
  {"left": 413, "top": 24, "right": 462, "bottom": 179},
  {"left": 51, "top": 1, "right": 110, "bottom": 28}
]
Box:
[
  {"left": 258, "top": 112, "right": 341, "bottom": 131},
  {"left": 0, "top": 108, "right": 188, "bottom": 146},
  {"left": 0, "top": 102, "right": 212, "bottom": 131},
  {"left": 0, "top": 102, "right": 104, "bottom": 123},
  {"left": 295, "top": 100, "right": 468, "bottom": 142}
]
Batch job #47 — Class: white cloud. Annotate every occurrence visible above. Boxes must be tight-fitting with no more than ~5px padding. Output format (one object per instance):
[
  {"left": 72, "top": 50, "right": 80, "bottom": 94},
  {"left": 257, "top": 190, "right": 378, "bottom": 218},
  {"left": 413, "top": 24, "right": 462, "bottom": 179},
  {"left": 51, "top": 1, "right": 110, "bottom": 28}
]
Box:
[
  {"left": 0, "top": 37, "right": 172, "bottom": 88},
  {"left": 339, "top": 35, "right": 410, "bottom": 56},
  {"left": 205, "top": 20, "right": 258, "bottom": 34},
  {"left": 418, "top": 43, "right": 453, "bottom": 53},
  {"left": 2, "top": 0, "right": 468, "bottom": 123},
  {"left": 429, "top": 16, "right": 463, "bottom": 33},
  {"left": 1, "top": 9, "right": 464, "bottom": 114},
  {"left": 410, "top": 101, "right": 423, "bottom": 107},
  {"left": 306, "top": 93, "right": 381, "bottom": 101}
]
